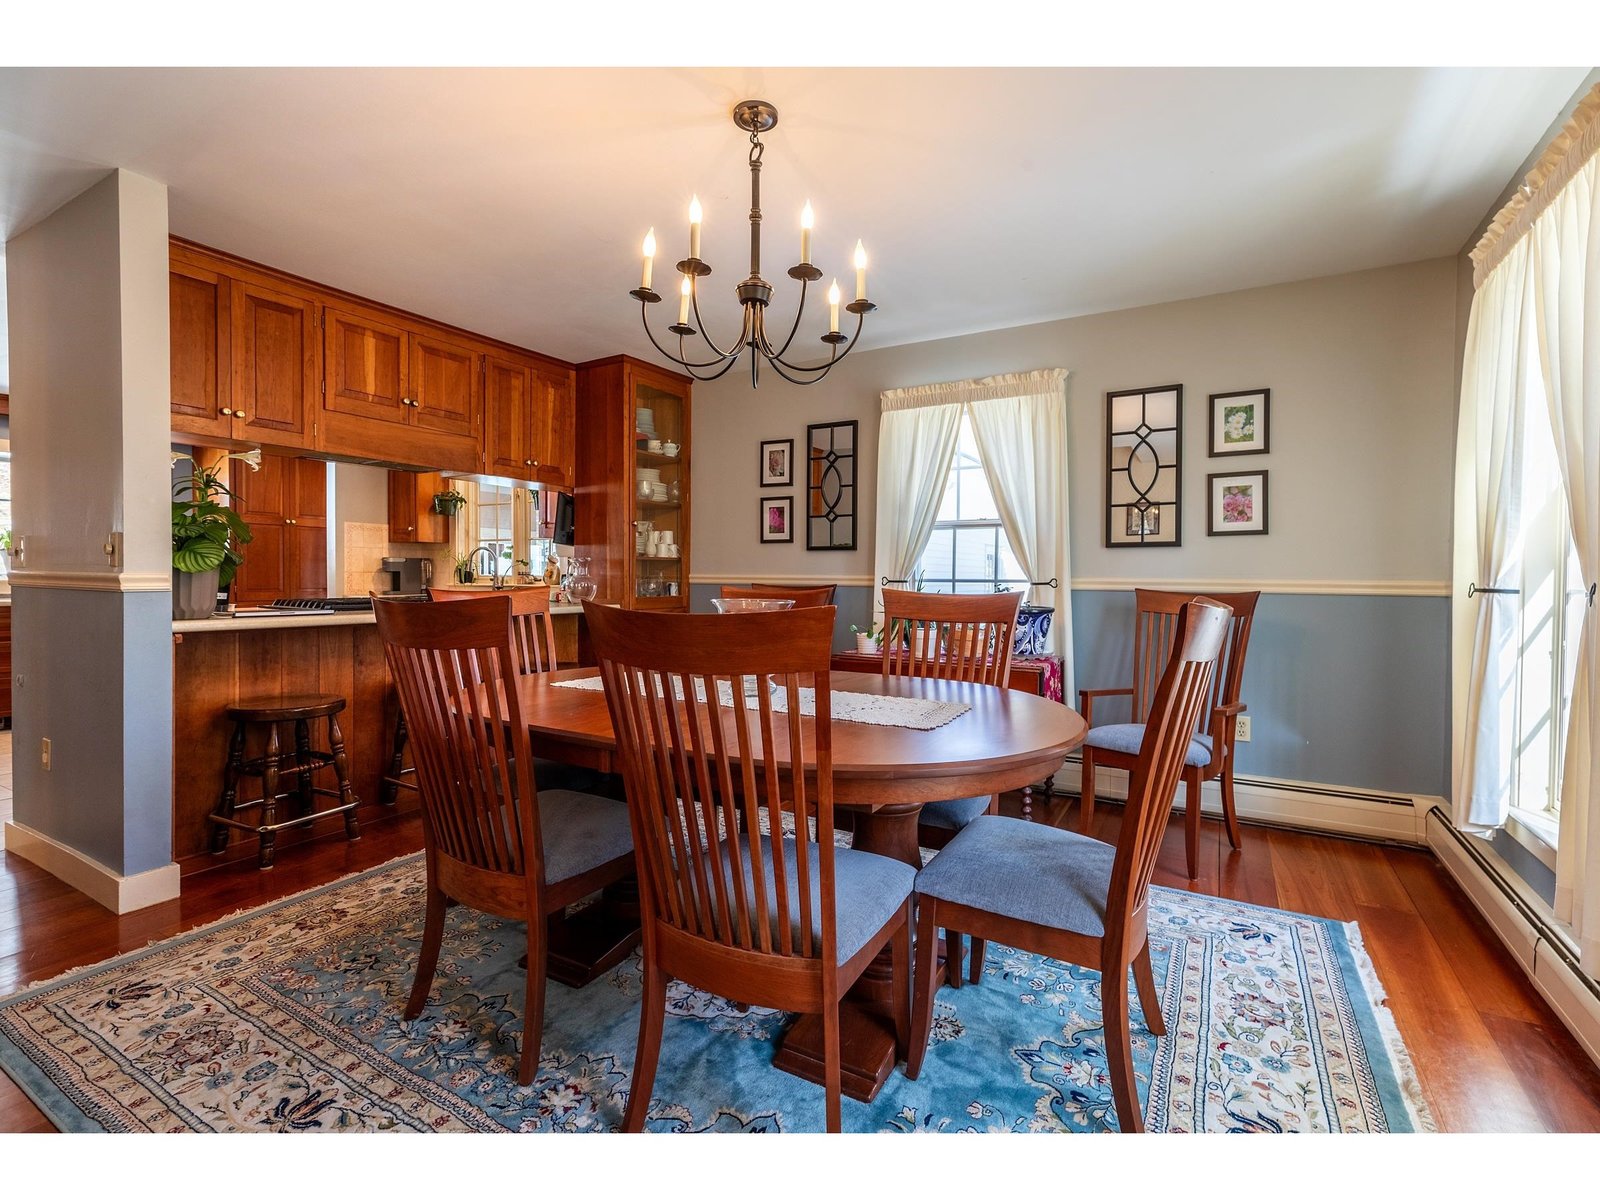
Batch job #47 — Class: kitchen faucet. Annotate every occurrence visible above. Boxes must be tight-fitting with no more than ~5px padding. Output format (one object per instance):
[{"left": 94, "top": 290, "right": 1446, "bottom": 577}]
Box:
[{"left": 467, "top": 545, "right": 506, "bottom": 590}]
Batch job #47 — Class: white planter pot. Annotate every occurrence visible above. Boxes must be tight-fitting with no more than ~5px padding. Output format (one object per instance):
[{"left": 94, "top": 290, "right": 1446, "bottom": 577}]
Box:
[{"left": 855, "top": 632, "right": 875, "bottom": 654}]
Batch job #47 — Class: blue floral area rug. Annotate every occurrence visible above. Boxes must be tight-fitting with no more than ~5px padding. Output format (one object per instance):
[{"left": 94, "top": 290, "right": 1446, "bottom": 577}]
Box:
[{"left": 0, "top": 853, "right": 1432, "bottom": 1132}]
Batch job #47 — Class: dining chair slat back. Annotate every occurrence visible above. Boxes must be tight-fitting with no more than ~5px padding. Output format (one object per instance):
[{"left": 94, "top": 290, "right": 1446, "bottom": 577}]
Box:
[
  {"left": 586, "top": 602, "right": 914, "bottom": 1132},
  {"left": 1128, "top": 588, "right": 1258, "bottom": 724},
  {"left": 428, "top": 585, "right": 560, "bottom": 676},
  {"left": 1116, "top": 599, "right": 1232, "bottom": 914},
  {"left": 380, "top": 593, "right": 538, "bottom": 877},
  {"left": 880, "top": 589, "right": 1023, "bottom": 688},
  {"left": 720, "top": 583, "right": 839, "bottom": 608}
]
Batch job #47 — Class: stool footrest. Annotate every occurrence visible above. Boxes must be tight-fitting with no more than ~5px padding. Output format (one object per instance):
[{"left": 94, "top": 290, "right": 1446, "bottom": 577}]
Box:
[{"left": 209, "top": 799, "right": 360, "bottom": 836}]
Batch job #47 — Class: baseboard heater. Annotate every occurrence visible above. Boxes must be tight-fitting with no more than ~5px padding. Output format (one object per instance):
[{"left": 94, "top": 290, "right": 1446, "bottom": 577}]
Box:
[{"left": 1424, "top": 805, "right": 1600, "bottom": 1070}]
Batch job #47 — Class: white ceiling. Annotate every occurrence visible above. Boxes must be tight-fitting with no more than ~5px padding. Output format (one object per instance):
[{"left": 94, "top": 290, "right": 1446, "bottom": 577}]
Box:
[{"left": 0, "top": 66, "right": 1588, "bottom": 391}]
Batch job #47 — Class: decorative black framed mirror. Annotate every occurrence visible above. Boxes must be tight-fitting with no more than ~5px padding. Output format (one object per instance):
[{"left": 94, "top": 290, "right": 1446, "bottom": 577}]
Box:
[
  {"left": 805, "top": 419, "right": 858, "bottom": 550},
  {"left": 1105, "top": 384, "right": 1182, "bottom": 547}
]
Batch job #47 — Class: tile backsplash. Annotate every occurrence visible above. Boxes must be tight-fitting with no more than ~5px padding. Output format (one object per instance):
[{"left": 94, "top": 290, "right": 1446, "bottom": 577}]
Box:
[{"left": 341, "top": 522, "right": 455, "bottom": 597}]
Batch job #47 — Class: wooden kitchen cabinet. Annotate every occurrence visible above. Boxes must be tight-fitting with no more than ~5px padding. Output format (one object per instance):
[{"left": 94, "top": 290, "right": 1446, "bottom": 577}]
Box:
[
  {"left": 319, "top": 305, "right": 481, "bottom": 474},
  {"left": 574, "top": 355, "right": 691, "bottom": 612},
  {"left": 388, "top": 470, "right": 449, "bottom": 544},
  {"left": 484, "top": 354, "right": 575, "bottom": 489},
  {"left": 169, "top": 260, "right": 314, "bottom": 451},
  {"left": 229, "top": 454, "right": 328, "bottom": 605}
]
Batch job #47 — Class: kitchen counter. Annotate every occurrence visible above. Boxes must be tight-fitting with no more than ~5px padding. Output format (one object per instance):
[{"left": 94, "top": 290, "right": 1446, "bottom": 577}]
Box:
[{"left": 173, "top": 602, "right": 585, "bottom": 634}]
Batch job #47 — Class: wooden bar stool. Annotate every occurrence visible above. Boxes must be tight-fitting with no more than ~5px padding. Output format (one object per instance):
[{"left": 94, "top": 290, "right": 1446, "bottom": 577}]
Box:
[{"left": 209, "top": 694, "right": 361, "bottom": 869}]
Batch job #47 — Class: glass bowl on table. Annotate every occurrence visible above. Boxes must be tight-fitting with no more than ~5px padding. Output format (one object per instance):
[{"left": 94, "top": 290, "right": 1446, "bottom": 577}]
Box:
[{"left": 709, "top": 597, "right": 795, "bottom": 696}]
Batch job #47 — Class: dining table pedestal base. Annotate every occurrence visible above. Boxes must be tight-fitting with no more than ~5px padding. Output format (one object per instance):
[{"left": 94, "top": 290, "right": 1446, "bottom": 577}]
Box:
[{"left": 770, "top": 800, "right": 936, "bottom": 1103}]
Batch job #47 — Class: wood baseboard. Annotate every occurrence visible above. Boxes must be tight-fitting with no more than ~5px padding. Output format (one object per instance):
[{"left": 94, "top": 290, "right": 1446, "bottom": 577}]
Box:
[{"left": 2, "top": 821, "right": 180, "bottom": 914}]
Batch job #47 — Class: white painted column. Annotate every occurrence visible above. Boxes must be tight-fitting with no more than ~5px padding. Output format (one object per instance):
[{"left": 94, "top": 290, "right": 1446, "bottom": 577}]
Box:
[{"left": 4, "top": 168, "right": 178, "bottom": 912}]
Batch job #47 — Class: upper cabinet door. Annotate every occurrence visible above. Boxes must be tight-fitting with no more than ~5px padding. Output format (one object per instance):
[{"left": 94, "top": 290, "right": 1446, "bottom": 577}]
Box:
[
  {"left": 484, "top": 354, "right": 531, "bottom": 477},
  {"left": 531, "top": 365, "right": 576, "bottom": 489},
  {"left": 324, "top": 307, "right": 407, "bottom": 423},
  {"left": 169, "top": 263, "right": 232, "bottom": 437},
  {"left": 409, "top": 333, "right": 479, "bottom": 441},
  {"left": 231, "top": 281, "right": 315, "bottom": 447}
]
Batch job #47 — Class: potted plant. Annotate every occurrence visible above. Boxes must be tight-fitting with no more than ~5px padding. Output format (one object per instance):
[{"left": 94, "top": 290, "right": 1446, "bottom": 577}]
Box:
[
  {"left": 849, "top": 621, "right": 879, "bottom": 655},
  {"left": 452, "top": 553, "right": 475, "bottom": 584},
  {"left": 0, "top": 529, "right": 10, "bottom": 576},
  {"left": 431, "top": 489, "right": 467, "bottom": 518},
  {"left": 171, "top": 453, "right": 255, "bottom": 619}
]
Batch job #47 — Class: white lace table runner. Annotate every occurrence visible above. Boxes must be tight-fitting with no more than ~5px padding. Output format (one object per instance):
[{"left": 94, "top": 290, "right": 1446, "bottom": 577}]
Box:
[{"left": 551, "top": 675, "right": 970, "bottom": 731}]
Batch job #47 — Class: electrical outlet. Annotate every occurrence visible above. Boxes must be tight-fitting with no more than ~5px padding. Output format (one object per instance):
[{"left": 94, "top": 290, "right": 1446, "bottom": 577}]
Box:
[
  {"left": 41, "top": 738, "right": 52, "bottom": 771},
  {"left": 1234, "top": 716, "right": 1251, "bottom": 742}
]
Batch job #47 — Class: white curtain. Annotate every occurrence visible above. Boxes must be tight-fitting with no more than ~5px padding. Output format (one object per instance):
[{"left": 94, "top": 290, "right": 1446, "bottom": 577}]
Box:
[
  {"left": 965, "top": 371, "right": 1073, "bottom": 687},
  {"left": 871, "top": 391, "right": 961, "bottom": 622},
  {"left": 1451, "top": 240, "right": 1532, "bottom": 829},
  {"left": 1530, "top": 149, "right": 1600, "bottom": 975}
]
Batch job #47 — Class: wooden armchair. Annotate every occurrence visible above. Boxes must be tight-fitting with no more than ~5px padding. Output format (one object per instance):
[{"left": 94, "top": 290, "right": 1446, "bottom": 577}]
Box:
[
  {"left": 373, "top": 594, "right": 634, "bottom": 1087},
  {"left": 908, "top": 599, "right": 1232, "bottom": 1132},
  {"left": 586, "top": 603, "right": 914, "bottom": 1132},
  {"left": 1078, "top": 588, "right": 1259, "bottom": 878},
  {"left": 720, "top": 583, "right": 839, "bottom": 608}
]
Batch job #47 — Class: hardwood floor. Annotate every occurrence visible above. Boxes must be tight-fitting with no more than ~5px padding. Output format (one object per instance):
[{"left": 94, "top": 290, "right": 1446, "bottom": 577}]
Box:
[{"left": 2, "top": 790, "right": 1599, "bottom": 1132}]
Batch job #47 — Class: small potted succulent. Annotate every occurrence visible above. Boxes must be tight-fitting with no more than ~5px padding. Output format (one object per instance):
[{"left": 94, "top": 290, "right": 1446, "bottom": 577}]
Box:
[{"left": 849, "top": 620, "right": 880, "bottom": 655}]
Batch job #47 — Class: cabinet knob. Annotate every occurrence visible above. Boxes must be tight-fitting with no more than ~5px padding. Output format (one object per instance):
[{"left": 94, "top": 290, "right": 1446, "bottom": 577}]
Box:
[
  {"left": 524, "top": 459, "right": 533, "bottom": 466},
  {"left": 532, "top": 460, "right": 539, "bottom": 467},
  {"left": 285, "top": 518, "right": 295, "bottom": 525},
  {"left": 235, "top": 413, "right": 247, "bottom": 421},
  {"left": 405, "top": 525, "right": 414, "bottom": 532},
  {"left": 221, "top": 407, "right": 233, "bottom": 416}
]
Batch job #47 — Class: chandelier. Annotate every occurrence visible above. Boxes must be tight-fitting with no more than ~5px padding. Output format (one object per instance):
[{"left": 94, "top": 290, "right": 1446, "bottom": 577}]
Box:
[{"left": 629, "top": 99, "right": 875, "bottom": 387}]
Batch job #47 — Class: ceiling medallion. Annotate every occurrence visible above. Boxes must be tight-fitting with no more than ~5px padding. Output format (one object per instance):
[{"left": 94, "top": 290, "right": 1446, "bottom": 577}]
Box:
[{"left": 629, "top": 99, "right": 875, "bottom": 387}]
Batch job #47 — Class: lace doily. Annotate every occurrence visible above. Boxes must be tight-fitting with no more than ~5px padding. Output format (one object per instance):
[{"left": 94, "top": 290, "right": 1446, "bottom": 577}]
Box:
[{"left": 551, "top": 675, "right": 970, "bottom": 731}]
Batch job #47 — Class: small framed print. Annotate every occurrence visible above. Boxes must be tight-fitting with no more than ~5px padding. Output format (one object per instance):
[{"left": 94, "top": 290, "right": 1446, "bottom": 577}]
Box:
[
  {"left": 759, "top": 495, "right": 795, "bottom": 544},
  {"left": 1208, "top": 470, "right": 1268, "bottom": 536},
  {"left": 1209, "top": 389, "right": 1270, "bottom": 456},
  {"left": 759, "top": 438, "right": 794, "bottom": 487}
]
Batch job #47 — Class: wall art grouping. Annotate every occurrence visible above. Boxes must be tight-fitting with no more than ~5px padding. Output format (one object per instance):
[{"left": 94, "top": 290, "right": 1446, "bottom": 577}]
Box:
[
  {"left": 1104, "top": 383, "right": 1272, "bottom": 546},
  {"left": 757, "top": 421, "right": 858, "bottom": 550}
]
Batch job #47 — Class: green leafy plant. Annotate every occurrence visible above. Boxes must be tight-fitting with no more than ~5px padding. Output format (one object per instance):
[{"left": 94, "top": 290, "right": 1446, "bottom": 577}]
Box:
[
  {"left": 171, "top": 454, "right": 254, "bottom": 585},
  {"left": 0, "top": 530, "right": 11, "bottom": 552},
  {"left": 430, "top": 489, "right": 467, "bottom": 517},
  {"left": 452, "top": 553, "right": 475, "bottom": 584}
]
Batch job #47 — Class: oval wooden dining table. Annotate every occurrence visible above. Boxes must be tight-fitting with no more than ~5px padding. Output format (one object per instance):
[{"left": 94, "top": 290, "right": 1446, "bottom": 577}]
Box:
[{"left": 514, "top": 666, "right": 1087, "bottom": 1103}]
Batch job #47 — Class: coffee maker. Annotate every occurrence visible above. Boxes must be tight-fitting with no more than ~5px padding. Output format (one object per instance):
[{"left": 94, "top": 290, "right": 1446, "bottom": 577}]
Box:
[{"left": 380, "top": 556, "right": 434, "bottom": 595}]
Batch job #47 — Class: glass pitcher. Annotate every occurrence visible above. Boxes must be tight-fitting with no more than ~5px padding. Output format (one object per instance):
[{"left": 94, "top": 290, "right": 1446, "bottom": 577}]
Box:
[{"left": 567, "top": 556, "right": 598, "bottom": 603}]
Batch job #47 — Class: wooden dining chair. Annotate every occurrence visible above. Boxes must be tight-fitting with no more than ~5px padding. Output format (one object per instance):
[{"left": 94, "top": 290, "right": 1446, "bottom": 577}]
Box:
[
  {"left": 880, "top": 587, "right": 1023, "bottom": 989},
  {"left": 907, "top": 598, "right": 1232, "bottom": 1133},
  {"left": 719, "top": 583, "right": 838, "bottom": 608},
  {"left": 1078, "top": 588, "right": 1260, "bottom": 878},
  {"left": 373, "top": 594, "right": 635, "bottom": 1087},
  {"left": 429, "top": 585, "right": 561, "bottom": 674},
  {"left": 585, "top": 603, "right": 915, "bottom": 1133}
]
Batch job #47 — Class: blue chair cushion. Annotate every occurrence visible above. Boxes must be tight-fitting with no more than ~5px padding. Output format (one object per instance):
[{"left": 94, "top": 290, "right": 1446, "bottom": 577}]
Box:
[
  {"left": 1084, "top": 723, "right": 1213, "bottom": 768},
  {"left": 914, "top": 815, "right": 1116, "bottom": 937},
  {"left": 537, "top": 789, "right": 634, "bottom": 885},
  {"left": 703, "top": 836, "right": 916, "bottom": 963},
  {"left": 919, "top": 795, "right": 993, "bottom": 831}
]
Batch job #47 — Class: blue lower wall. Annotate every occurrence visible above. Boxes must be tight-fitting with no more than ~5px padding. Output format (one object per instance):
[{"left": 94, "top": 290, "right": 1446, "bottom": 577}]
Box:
[{"left": 691, "top": 582, "right": 1448, "bottom": 797}]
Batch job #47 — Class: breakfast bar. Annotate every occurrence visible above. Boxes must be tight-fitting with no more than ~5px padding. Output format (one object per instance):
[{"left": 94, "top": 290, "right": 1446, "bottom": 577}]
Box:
[{"left": 170, "top": 601, "right": 585, "bottom": 872}]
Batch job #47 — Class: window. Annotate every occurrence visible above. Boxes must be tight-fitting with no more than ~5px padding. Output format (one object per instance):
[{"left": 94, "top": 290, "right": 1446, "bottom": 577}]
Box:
[
  {"left": 1504, "top": 331, "right": 1582, "bottom": 832},
  {"left": 459, "top": 481, "right": 548, "bottom": 581},
  {"left": 915, "top": 414, "right": 1027, "bottom": 595}
]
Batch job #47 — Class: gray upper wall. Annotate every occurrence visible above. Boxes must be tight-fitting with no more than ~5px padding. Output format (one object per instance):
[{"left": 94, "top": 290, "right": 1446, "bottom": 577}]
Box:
[{"left": 689, "top": 257, "right": 1459, "bottom": 590}]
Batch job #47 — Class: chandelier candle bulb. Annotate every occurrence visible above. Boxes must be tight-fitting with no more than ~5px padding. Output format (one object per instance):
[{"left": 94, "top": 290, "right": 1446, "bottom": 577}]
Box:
[
  {"left": 679, "top": 275, "right": 692, "bottom": 324},
  {"left": 641, "top": 228, "right": 655, "bottom": 290},
  {"left": 828, "top": 279, "right": 840, "bottom": 333},
  {"left": 801, "top": 201, "right": 814, "bottom": 265},
  {"left": 688, "top": 196, "right": 703, "bottom": 261},
  {"left": 854, "top": 240, "right": 868, "bottom": 301}
]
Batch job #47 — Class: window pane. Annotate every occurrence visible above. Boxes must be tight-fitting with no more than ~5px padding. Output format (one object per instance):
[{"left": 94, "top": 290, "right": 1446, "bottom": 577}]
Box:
[
  {"left": 917, "top": 528, "right": 954, "bottom": 587},
  {"left": 956, "top": 467, "right": 999, "bottom": 522},
  {"left": 953, "top": 525, "right": 999, "bottom": 581},
  {"left": 936, "top": 472, "right": 959, "bottom": 523}
]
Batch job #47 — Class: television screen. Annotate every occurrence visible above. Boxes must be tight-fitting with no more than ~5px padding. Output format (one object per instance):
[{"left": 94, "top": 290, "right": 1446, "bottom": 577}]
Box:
[{"left": 552, "top": 490, "right": 575, "bottom": 546}]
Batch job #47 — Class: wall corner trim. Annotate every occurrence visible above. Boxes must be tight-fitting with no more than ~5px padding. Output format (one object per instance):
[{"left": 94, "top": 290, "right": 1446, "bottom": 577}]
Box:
[
  {"left": 2, "top": 822, "right": 181, "bottom": 914},
  {"left": 7, "top": 570, "right": 171, "bottom": 593}
]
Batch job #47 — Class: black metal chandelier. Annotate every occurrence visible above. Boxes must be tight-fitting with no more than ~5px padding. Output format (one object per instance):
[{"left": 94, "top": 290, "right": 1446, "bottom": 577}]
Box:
[{"left": 629, "top": 99, "right": 875, "bottom": 387}]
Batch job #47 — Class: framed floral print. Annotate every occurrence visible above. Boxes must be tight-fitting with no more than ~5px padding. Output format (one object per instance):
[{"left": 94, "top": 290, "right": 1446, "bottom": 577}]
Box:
[
  {"left": 759, "top": 495, "right": 794, "bottom": 544},
  {"left": 1207, "top": 470, "right": 1268, "bottom": 536},
  {"left": 759, "top": 438, "right": 794, "bottom": 487},
  {"left": 1209, "top": 389, "right": 1269, "bottom": 456}
]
